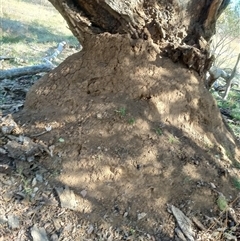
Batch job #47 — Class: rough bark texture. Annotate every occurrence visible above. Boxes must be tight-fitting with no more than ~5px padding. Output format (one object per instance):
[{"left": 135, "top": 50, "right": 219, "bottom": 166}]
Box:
[{"left": 48, "top": 0, "right": 229, "bottom": 75}]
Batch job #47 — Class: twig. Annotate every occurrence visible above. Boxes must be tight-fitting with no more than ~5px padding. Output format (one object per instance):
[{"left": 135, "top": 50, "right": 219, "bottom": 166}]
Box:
[
  {"left": 30, "top": 130, "right": 50, "bottom": 138},
  {"left": 0, "top": 56, "right": 15, "bottom": 60}
]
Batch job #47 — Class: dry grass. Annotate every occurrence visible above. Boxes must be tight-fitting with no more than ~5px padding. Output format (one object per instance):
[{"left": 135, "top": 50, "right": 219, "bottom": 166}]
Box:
[{"left": 1, "top": 0, "right": 78, "bottom": 68}]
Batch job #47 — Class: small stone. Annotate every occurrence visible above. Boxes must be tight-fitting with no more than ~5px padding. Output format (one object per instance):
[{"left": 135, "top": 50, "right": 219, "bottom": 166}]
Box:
[
  {"left": 210, "top": 182, "right": 216, "bottom": 189},
  {"left": 80, "top": 189, "right": 87, "bottom": 197},
  {"left": 54, "top": 186, "right": 77, "bottom": 210},
  {"left": 51, "top": 234, "right": 58, "bottom": 241},
  {"left": 33, "top": 187, "right": 39, "bottom": 193},
  {"left": 45, "top": 126, "right": 52, "bottom": 132},
  {"left": 27, "top": 156, "right": 35, "bottom": 162},
  {"left": 32, "top": 178, "right": 37, "bottom": 187},
  {"left": 193, "top": 160, "right": 199, "bottom": 165},
  {"left": 31, "top": 225, "right": 49, "bottom": 241},
  {"left": 0, "top": 147, "right": 7, "bottom": 154},
  {"left": 212, "top": 231, "right": 221, "bottom": 237},
  {"left": 96, "top": 113, "right": 102, "bottom": 119},
  {"left": 65, "top": 223, "right": 72, "bottom": 231},
  {"left": 8, "top": 215, "right": 20, "bottom": 229},
  {"left": 137, "top": 212, "right": 147, "bottom": 221},
  {"left": 1, "top": 126, "right": 14, "bottom": 134},
  {"left": 2, "top": 192, "right": 12, "bottom": 201},
  {"left": 0, "top": 214, "right": 8, "bottom": 224},
  {"left": 36, "top": 174, "right": 43, "bottom": 182},
  {"left": 87, "top": 224, "right": 94, "bottom": 234}
]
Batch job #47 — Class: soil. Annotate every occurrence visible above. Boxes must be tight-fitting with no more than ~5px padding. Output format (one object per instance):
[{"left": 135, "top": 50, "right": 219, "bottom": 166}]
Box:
[{"left": 1, "top": 33, "right": 240, "bottom": 240}]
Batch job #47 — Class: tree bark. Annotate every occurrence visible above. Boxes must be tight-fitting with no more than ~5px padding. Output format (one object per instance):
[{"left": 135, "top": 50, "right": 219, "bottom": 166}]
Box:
[{"left": 48, "top": 0, "right": 229, "bottom": 75}]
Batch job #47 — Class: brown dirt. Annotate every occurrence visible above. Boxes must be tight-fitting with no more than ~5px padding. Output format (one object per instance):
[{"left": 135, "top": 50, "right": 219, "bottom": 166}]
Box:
[{"left": 10, "top": 33, "right": 240, "bottom": 240}]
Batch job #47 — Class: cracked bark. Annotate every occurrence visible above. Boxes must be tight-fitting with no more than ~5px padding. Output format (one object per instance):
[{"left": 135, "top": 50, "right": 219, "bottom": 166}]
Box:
[{"left": 48, "top": 0, "right": 229, "bottom": 76}]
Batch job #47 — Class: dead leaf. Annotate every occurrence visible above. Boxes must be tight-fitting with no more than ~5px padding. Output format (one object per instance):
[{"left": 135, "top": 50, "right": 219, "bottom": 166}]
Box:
[{"left": 171, "top": 205, "right": 195, "bottom": 241}]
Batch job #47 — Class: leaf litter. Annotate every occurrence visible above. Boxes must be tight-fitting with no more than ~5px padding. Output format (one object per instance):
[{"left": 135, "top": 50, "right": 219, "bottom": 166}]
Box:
[{"left": 0, "top": 82, "right": 240, "bottom": 241}]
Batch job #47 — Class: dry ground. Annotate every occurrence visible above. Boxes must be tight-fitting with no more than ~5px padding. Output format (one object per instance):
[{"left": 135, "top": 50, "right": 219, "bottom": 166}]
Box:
[{"left": 1, "top": 1, "right": 240, "bottom": 241}]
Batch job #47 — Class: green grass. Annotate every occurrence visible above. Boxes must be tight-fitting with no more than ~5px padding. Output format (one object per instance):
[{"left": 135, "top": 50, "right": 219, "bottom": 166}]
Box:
[
  {"left": 1, "top": 35, "right": 25, "bottom": 43},
  {"left": 213, "top": 88, "right": 240, "bottom": 140},
  {"left": 232, "top": 110, "right": 240, "bottom": 121},
  {"left": 217, "top": 90, "right": 240, "bottom": 121},
  {"left": 233, "top": 177, "right": 240, "bottom": 190},
  {"left": 168, "top": 134, "right": 180, "bottom": 144},
  {"left": 16, "top": 167, "right": 34, "bottom": 199},
  {"left": 233, "top": 161, "right": 240, "bottom": 169},
  {"left": 228, "top": 123, "right": 240, "bottom": 140},
  {"left": 1, "top": 0, "right": 78, "bottom": 69},
  {"left": 217, "top": 194, "right": 228, "bottom": 211},
  {"left": 115, "top": 107, "right": 127, "bottom": 117},
  {"left": 183, "top": 176, "right": 192, "bottom": 184},
  {"left": 154, "top": 127, "right": 163, "bottom": 136},
  {"left": 1, "top": 1, "right": 75, "bottom": 41},
  {"left": 128, "top": 117, "right": 135, "bottom": 125}
]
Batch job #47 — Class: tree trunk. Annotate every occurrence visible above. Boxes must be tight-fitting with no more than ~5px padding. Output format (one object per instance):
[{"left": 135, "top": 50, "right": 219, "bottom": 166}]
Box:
[
  {"left": 23, "top": 0, "right": 238, "bottom": 152},
  {"left": 24, "top": 32, "right": 238, "bottom": 157},
  {"left": 223, "top": 53, "right": 240, "bottom": 100},
  {"left": 47, "top": 0, "right": 230, "bottom": 75}
]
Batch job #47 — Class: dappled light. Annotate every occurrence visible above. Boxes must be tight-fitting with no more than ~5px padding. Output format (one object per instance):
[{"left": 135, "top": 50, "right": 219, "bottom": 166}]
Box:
[
  {"left": 13, "top": 33, "right": 239, "bottom": 239},
  {"left": 1, "top": 0, "right": 240, "bottom": 240}
]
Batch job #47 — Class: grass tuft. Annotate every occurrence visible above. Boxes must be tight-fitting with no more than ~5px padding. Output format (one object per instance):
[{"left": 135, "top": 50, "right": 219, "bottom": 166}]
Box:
[{"left": 233, "top": 177, "right": 240, "bottom": 190}]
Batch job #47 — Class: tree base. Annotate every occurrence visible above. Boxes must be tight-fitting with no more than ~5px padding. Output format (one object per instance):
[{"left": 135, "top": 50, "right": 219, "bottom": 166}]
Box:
[
  {"left": 23, "top": 33, "right": 237, "bottom": 153},
  {"left": 18, "top": 33, "right": 240, "bottom": 236}
]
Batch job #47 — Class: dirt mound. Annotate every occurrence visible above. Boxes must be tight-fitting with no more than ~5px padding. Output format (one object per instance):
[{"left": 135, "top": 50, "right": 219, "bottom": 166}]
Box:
[{"left": 16, "top": 34, "right": 240, "bottom": 239}]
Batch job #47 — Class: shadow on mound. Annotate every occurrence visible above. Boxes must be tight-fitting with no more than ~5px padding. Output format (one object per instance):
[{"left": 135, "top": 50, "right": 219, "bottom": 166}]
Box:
[{"left": 16, "top": 33, "right": 240, "bottom": 239}]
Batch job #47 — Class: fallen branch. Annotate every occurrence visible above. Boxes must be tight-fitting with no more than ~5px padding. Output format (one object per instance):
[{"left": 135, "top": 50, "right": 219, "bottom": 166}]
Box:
[
  {"left": 44, "top": 41, "right": 66, "bottom": 62},
  {"left": 0, "top": 56, "right": 15, "bottom": 60},
  {"left": 0, "top": 63, "right": 54, "bottom": 81},
  {"left": 0, "top": 41, "right": 67, "bottom": 81},
  {"left": 223, "top": 53, "right": 240, "bottom": 100}
]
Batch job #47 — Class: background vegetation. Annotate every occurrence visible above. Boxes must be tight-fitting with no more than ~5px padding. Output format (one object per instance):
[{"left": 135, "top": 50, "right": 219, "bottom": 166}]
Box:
[
  {"left": 1, "top": 0, "right": 78, "bottom": 68},
  {"left": 209, "top": 0, "right": 240, "bottom": 140}
]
